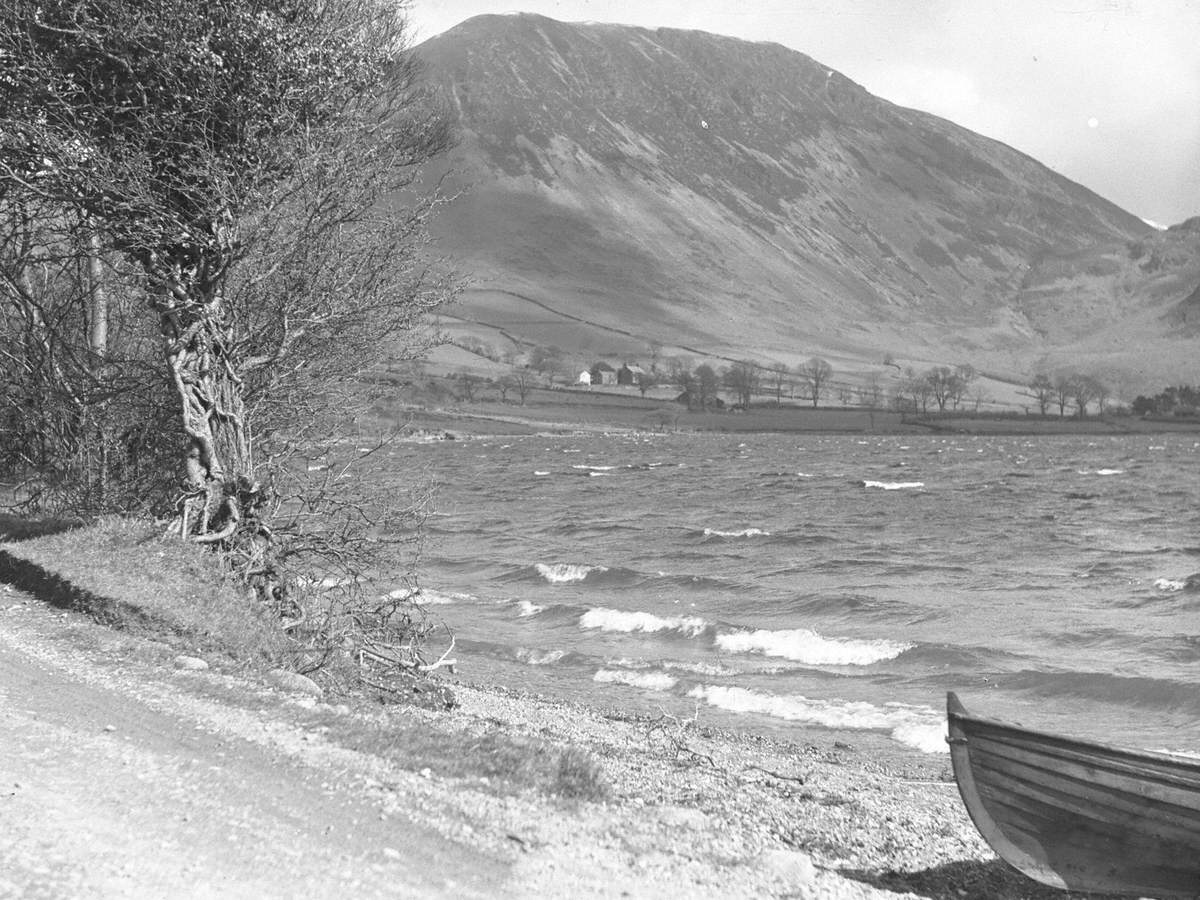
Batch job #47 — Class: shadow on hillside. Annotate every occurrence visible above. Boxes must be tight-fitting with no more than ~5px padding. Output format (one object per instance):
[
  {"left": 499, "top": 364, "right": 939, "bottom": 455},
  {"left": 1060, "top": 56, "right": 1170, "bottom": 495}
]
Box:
[
  {"left": 0, "top": 512, "right": 83, "bottom": 542},
  {"left": 841, "top": 858, "right": 1119, "bottom": 900}
]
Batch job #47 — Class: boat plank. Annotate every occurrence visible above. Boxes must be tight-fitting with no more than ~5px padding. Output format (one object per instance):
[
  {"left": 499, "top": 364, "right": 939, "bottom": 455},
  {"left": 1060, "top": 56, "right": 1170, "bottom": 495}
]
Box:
[{"left": 969, "top": 741, "right": 1200, "bottom": 836}]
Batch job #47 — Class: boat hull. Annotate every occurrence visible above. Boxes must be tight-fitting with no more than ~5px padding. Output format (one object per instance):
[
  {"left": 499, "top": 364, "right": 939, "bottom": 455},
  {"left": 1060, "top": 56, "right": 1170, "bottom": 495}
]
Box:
[{"left": 947, "top": 692, "right": 1200, "bottom": 898}]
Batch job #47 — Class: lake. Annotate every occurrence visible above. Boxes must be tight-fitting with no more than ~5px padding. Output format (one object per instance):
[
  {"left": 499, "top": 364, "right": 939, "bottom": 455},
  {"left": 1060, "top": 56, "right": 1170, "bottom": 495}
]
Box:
[{"left": 381, "top": 431, "right": 1200, "bottom": 759}]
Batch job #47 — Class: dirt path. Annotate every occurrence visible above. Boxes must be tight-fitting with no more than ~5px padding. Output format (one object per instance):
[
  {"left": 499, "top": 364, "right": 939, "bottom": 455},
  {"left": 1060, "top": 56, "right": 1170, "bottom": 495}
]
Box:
[{"left": 0, "top": 597, "right": 509, "bottom": 899}]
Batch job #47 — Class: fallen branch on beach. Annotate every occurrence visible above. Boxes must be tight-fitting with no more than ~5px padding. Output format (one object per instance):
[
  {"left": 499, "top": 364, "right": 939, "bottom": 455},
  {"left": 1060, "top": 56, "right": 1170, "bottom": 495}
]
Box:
[{"left": 645, "top": 706, "right": 719, "bottom": 769}]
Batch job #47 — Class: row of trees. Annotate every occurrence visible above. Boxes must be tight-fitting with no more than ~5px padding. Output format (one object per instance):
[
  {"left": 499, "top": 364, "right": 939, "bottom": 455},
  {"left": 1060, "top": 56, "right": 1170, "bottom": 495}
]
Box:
[
  {"left": 1, "top": 1, "right": 452, "bottom": 629},
  {"left": 1025, "top": 373, "right": 1112, "bottom": 417}
]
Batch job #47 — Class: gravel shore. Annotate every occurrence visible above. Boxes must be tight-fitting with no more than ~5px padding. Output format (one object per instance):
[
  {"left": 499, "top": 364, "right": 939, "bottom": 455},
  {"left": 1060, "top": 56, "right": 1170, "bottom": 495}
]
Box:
[
  {"left": 1, "top": 590, "right": 1112, "bottom": 899},
  {"left": 386, "top": 677, "right": 1108, "bottom": 899}
]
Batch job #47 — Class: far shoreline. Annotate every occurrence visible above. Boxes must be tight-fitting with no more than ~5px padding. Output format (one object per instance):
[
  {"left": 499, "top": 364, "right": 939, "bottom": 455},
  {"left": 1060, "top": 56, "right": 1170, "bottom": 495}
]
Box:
[{"left": 376, "top": 389, "right": 1200, "bottom": 439}]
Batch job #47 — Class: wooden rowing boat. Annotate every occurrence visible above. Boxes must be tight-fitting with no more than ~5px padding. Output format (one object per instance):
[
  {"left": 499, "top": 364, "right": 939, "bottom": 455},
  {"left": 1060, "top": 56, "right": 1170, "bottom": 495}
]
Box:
[{"left": 946, "top": 691, "right": 1200, "bottom": 898}]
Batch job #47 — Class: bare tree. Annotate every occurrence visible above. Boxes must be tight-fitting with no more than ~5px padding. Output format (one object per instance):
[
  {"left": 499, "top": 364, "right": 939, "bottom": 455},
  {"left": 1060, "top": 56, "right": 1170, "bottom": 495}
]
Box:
[
  {"left": 1052, "top": 375, "right": 1074, "bottom": 416},
  {"left": 766, "top": 361, "right": 790, "bottom": 404},
  {"left": 456, "top": 370, "right": 483, "bottom": 402},
  {"left": 861, "top": 372, "right": 885, "bottom": 408},
  {"left": 925, "top": 366, "right": 961, "bottom": 412},
  {"left": 1027, "top": 374, "right": 1055, "bottom": 415},
  {"left": 722, "top": 360, "right": 759, "bottom": 408},
  {"left": 798, "top": 357, "right": 833, "bottom": 408}
]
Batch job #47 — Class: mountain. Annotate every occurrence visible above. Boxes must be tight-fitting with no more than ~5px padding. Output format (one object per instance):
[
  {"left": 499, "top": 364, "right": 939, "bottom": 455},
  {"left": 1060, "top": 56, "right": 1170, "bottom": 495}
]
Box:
[{"left": 414, "top": 13, "right": 1199, "bottom": 392}]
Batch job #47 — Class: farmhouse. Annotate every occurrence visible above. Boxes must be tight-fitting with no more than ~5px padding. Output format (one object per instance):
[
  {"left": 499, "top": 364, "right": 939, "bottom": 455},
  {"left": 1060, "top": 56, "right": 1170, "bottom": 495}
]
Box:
[
  {"left": 617, "top": 364, "right": 645, "bottom": 386},
  {"left": 589, "top": 361, "right": 617, "bottom": 385}
]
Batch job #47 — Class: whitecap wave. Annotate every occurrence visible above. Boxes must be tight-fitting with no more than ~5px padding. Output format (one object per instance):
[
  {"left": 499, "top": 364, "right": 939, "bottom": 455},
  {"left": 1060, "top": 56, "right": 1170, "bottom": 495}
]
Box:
[
  {"left": 516, "top": 600, "right": 545, "bottom": 616},
  {"left": 663, "top": 660, "right": 739, "bottom": 677},
  {"left": 862, "top": 480, "right": 924, "bottom": 490},
  {"left": 580, "top": 607, "right": 708, "bottom": 637},
  {"left": 572, "top": 464, "right": 615, "bottom": 471},
  {"left": 594, "top": 669, "right": 677, "bottom": 691},
  {"left": 703, "top": 527, "right": 771, "bottom": 538},
  {"left": 536, "top": 563, "right": 605, "bottom": 584},
  {"left": 1155, "top": 578, "right": 1186, "bottom": 592},
  {"left": 715, "top": 627, "right": 911, "bottom": 665},
  {"left": 534, "top": 470, "right": 550, "bottom": 476},
  {"left": 516, "top": 648, "right": 566, "bottom": 666},
  {"left": 687, "top": 685, "right": 946, "bottom": 753},
  {"left": 381, "top": 587, "right": 464, "bottom": 604}
]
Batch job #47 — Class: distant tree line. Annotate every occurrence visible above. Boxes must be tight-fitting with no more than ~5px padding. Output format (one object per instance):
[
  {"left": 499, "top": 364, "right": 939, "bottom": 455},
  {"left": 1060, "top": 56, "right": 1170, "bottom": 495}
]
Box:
[
  {"left": 1025, "top": 373, "right": 1111, "bottom": 417},
  {"left": 1131, "top": 385, "right": 1200, "bottom": 417}
]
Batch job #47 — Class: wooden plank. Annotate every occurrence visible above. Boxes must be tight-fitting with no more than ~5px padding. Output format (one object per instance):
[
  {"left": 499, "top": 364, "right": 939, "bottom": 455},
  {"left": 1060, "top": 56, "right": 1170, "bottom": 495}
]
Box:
[{"left": 970, "top": 742, "right": 1200, "bottom": 838}]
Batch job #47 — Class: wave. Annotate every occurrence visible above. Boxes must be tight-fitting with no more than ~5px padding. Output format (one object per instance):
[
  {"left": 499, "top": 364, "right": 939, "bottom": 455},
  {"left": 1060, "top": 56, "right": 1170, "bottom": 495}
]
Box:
[
  {"left": 784, "top": 593, "right": 923, "bottom": 620},
  {"left": 1004, "top": 669, "right": 1200, "bottom": 715},
  {"left": 515, "top": 600, "right": 545, "bottom": 617},
  {"left": 535, "top": 563, "right": 607, "bottom": 584},
  {"left": 515, "top": 648, "right": 567, "bottom": 666},
  {"left": 687, "top": 685, "right": 945, "bottom": 753},
  {"left": 580, "top": 607, "right": 709, "bottom": 637},
  {"left": 715, "top": 627, "right": 912, "bottom": 665},
  {"left": 702, "top": 527, "right": 771, "bottom": 538},
  {"left": 1155, "top": 575, "right": 1200, "bottom": 592},
  {"left": 860, "top": 480, "right": 925, "bottom": 491},
  {"left": 663, "top": 660, "right": 740, "bottom": 677},
  {"left": 380, "top": 587, "right": 465, "bottom": 605},
  {"left": 594, "top": 668, "right": 678, "bottom": 691}
]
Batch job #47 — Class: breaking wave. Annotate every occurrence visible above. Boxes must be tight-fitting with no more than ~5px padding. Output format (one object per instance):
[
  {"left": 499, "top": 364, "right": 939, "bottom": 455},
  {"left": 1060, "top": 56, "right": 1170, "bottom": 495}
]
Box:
[
  {"left": 703, "top": 527, "right": 771, "bottom": 538},
  {"left": 580, "top": 607, "right": 708, "bottom": 637},
  {"left": 860, "top": 480, "right": 925, "bottom": 491},
  {"left": 715, "top": 627, "right": 912, "bottom": 665},
  {"left": 515, "top": 648, "right": 567, "bottom": 666},
  {"left": 687, "top": 685, "right": 945, "bottom": 753},
  {"left": 594, "top": 669, "right": 677, "bottom": 691},
  {"left": 536, "top": 563, "right": 607, "bottom": 584}
]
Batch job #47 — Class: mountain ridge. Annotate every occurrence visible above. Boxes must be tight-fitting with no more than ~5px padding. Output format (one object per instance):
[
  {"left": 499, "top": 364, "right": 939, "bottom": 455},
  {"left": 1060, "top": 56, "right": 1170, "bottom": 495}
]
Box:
[{"left": 414, "top": 13, "right": 1197, "bottom": 392}]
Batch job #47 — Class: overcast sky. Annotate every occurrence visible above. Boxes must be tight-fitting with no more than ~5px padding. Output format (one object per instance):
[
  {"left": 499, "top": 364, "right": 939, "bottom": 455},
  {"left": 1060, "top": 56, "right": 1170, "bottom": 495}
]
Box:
[{"left": 406, "top": 0, "right": 1200, "bottom": 227}]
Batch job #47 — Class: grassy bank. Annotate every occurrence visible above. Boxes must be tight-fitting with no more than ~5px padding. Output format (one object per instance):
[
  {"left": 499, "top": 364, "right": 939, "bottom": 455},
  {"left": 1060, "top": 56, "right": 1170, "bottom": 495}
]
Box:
[{"left": 0, "top": 514, "right": 607, "bottom": 802}]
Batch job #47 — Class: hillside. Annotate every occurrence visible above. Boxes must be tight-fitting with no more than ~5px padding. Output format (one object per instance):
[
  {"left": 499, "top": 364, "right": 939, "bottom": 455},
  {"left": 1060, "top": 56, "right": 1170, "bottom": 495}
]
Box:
[{"left": 413, "top": 13, "right": 1197, "bottom": 392}]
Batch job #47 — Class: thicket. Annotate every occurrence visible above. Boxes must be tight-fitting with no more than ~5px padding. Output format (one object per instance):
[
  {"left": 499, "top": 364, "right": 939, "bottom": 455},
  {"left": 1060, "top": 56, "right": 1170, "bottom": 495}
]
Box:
[
  {"left": 1, "top": 0, "right": 456, "bottom": 682},
  {"left": 1131, "top": 385, "right": 1200, "bottom": 417}
]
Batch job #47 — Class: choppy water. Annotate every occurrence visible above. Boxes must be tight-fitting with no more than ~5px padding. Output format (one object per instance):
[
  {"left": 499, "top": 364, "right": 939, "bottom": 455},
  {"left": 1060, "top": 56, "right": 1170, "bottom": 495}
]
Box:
[{"left": 380, "top": 432, "right": 1200, "bottom": 758}]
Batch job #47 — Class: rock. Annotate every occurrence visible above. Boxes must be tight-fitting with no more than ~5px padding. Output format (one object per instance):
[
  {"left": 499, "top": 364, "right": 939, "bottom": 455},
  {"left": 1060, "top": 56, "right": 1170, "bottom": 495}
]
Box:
[
  {"left": 266, "top": 669, "right": 323, "bottom": 697},
  {"left": 173, "top": 655, "right": 209, "bottom": 671},
  {"left": 758, "top": 848, "right": 817, "bottom": 886}
]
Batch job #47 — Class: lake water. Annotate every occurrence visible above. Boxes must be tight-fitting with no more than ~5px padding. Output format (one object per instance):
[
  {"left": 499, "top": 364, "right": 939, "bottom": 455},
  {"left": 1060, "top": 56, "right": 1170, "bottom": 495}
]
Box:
[{"left": 382, "top": 431, "right": 1200, "bottom": 759}]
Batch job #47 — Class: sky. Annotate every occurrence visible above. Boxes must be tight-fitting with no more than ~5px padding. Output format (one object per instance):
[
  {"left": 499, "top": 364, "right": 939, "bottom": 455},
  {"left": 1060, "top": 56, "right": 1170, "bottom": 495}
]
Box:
[{"left": 406, "top": 0, "right": 1200, "bottom": 227}]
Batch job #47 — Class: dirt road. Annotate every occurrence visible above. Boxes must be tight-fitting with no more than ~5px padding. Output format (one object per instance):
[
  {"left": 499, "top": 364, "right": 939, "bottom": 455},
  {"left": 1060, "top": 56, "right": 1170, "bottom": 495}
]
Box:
[{"left": 0, "top": 595, "right": 508, "bottom": 899}]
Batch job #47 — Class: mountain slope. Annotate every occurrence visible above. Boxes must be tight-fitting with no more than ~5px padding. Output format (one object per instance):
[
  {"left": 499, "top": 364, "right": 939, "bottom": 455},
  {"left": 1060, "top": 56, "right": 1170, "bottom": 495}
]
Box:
[{"left": 415, "top": 14, "right": 1194, "bottom": 387}]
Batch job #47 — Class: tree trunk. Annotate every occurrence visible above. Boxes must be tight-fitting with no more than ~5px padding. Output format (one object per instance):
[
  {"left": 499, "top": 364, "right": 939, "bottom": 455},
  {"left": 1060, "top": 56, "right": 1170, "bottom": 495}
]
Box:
[
  {"left": 87, "top": 230, "right": 108, "bottom": 358},
  {"left": 154, "top": 269, "right": 261, "bottom": 548}
]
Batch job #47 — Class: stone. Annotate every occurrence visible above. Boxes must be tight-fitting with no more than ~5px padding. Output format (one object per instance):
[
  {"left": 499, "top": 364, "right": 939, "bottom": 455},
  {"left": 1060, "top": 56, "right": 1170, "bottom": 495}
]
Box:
[
  {"left": 173, "top": 655, "right": 209, "bottom": 671},
  {"left": 266, "top": 669, "right": 323, "bottom": 697}
]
